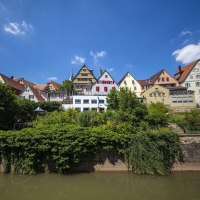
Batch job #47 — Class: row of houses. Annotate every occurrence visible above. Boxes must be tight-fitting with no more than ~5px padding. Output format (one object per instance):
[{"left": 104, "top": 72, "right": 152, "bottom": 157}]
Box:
[{"left": 1, "top": 59, "right": 200, "bottom": 112}]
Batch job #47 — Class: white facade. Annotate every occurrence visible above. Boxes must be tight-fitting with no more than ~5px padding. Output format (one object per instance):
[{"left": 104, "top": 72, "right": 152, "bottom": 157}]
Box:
[
  {"left": 62, "top": 95, "right": 107, "bottom": 112},
  {"left": 19, "top": 86, "right": 46, "bottom": 102},
  {"left": 118, "top": 72, "right": 142, "bottom": 97},
  {"left": 180, "top": 61, "right": 200, "bottom": 106},
  {"left": 83, "top": 71, "right": 119, "bottom": 95}
]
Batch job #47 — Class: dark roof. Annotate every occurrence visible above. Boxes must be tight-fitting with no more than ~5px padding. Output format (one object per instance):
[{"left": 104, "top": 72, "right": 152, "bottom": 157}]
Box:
[
  {"left": 137, "top": 79, "right": 149, "bottom": 87},
  {"left": 14, "top": 77, "right": 36, "bottom": 87},
  {"left": 174, "top": 59, "right": 200, "bottom": 83},
  {"left": 0, "top": 73, "right": 24, "bottom": 91}
]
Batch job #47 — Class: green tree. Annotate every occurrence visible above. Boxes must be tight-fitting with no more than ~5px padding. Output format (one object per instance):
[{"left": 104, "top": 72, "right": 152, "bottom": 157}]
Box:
[
  {"left": 107, "top": 88, "right": 119, "bottom": 110},
  {"left": 0, "top": 83, "right": 18, "bottom": 130},
  {"left": 16, "top": 99, "right": 36, "bottom": 122},
  {"left": 184, "top": 109, "right": 200, "bottom": 131},
  {"left": 59, "top": 80, "right": 74, "bottom": 95},
  {"left": 147, "top": 102, "right": 169, "bottom": 128}
]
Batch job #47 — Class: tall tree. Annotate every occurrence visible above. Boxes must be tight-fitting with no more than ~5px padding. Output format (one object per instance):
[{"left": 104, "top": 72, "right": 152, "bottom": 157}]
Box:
[
  {"left": 59, "top": 80, "right": 74, "bottom": 95},
  {"left": 0, "top": 83, "right": 18, "bottom": 130}
]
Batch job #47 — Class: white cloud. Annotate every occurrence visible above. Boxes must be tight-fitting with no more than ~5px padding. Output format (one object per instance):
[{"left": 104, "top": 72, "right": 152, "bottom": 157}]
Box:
[
  {"left": 47, "top": 77, "right": 58, "bottom": 81},
  {"left": 107, "top": 68, "right": 114, "bottom": 72},
  {"left": 172, "top": 43, "right": 200, "bottom": 64},
  {"left": 90, "top": 50, "right": 107, "bottom": 59},
  {"left": 71, "top": 55, "right": 85, "bottom": 65},
  {"left": 4, "top": 21, "right": 33, "bottom": 36},
  {"left": 180, "top": 30, "right": 192, "bottom": 37}
]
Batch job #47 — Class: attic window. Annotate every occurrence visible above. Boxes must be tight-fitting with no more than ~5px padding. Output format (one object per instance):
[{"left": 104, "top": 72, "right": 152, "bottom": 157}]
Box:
[{"left": 105, "top": 75, "right": 108, "bottom": 78}]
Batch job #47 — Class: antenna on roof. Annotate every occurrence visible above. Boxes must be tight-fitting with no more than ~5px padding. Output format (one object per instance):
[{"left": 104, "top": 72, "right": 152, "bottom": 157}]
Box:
[{"left": 99, "top": 65, "right": 103, "bottom": 76}]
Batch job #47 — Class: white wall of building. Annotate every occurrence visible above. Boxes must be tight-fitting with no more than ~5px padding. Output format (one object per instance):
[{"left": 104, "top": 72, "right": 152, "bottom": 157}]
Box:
[
  {"left": 119, "top": 72, "right": 142, "bottom": 97},
  {"left": 62, "top": 95, "right": 107, "bottom": 111},
  {"left": 83, "top": 71, "right": 119, "bottom": 95},
  {"left": 181, "top": 61, "right": 200, "bottom": 106}
]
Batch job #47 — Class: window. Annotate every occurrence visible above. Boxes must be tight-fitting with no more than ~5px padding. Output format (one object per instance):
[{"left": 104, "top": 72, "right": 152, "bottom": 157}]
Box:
[
  {"left": 166, "top": 77, "right": 169, "bottom": 81},
  {"left": 196, "top": 74, "right": 200, "bottom": 79},
  {"left": 105, "top": 75, "right": 108, "bottom": 78},
  {"left": 99, "top": 108, "right": 105, "bottom": 112},
  {"left": 75, "top": 99, "right": 81, "bottom": 104},
  {"left": 134, "top": 86, "right": 137, "bottom": 90},
  {"left": 172, "top": 97, "right": 177, "bottom": 103},
  {"left": 190, "top": 75, "right": 193, "bottom": 79},
  {"left": 29, "top": 95, "right": 34, "bottom": 99},
  {"left": 83, "top": 99, "right": 89, "bottom": 104},
  {"left": 91, "top": 108, "right": 97, "bottom": 111},
  {"left": 183, "top": 97, "right": 187, "bottom": 103},
  {"left": 104, "top": 87, "right": 108, "bottom": 92},
  {"left": 196, "top": 82, "right": 200, "bottom": 87},
  {"left": 132, "top": 80, "right": 135, "bottom": 85},
  {"left": 75, "top": 108, "right": 81, "bottom": 111},
  {"left": 91, "top": 99, "right": 97, "bottom": 104},
  {"left": 188, "top": 96, "right": 193, "bottom": 102},
  {"left": 99, "top": 99, "right": 105, "bottom": 104},
  {"left": 96, "top": 86, "right": 100, "bottom": 92},
  {"left": 124, "top": 80, "right": 127, "bottom": 84},
  {"left": 83, "top": 69, "right": 86, "bottom": 72},
  {"left": 157, "top": 78, "right": 160, "bottom": 82},
  {"left": 162, "top": 77, "right": 165, "bottom": 82},
  {"left": 83, "top": 108, "right": 90, "bottom": 111},
  {"left": 149, "top": 93, "right": 152, "bottom": 97},
  {"left": 177, "top": 97, "right": 182, "bottom": 103},
  {"left": 82, "top": 74, "right": 88, "bottom": 76},
  {"left": 185, "top": 83, "right": 190, "bottom": 87}
]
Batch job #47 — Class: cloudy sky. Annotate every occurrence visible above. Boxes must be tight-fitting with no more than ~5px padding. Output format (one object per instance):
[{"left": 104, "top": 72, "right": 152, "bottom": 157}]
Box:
[{"left": 0, "top": 0, "right": 200, "bottom": 84}]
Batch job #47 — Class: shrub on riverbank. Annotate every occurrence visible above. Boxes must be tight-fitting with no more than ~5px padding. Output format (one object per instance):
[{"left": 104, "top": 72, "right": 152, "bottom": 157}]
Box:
[{"left": 0, "top": 126, "right": 181, "bottom": 175}]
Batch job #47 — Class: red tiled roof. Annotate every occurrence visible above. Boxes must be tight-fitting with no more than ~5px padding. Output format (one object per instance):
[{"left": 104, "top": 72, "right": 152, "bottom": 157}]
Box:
[
  {"left": 33, "top": 84, "right": 47, "bottom": 91},
  {"left": 137, "top": 79, "right": 149, "bottom": 86},
  {"left": 14, "top": 77, "right": 36, "bottom": 87},
  {"left": 174, "top": 59, "right": 200, "bottom": 83},
  {"left": 29, "top": 86, "right": 45, "bottom": 102},
  {"left": 0, "top": 73, "right": 24, "bottom": 91}
]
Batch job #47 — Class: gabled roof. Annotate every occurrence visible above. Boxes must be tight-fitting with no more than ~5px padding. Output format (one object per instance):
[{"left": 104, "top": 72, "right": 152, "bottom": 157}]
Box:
[
  {"left": 21, "top": 86, "right": 46, "bottom": 102},
  {"left": 33, "top": 84, "right": 47, "bottom": 91},
  {"left": 149, "top": 69, "right": 164, "bottom": 84},
  {"left": 97, "top": 70, "right": 118, "bottom": 84},
  {"left": 118, "top": 72, "right": 140, "bottom": 85},
  {"left": 0, "top": 73, "right": 24, "bottom": 91},
  {"left": 73, "top": 64, "right": 97, "bottom": 80},
  {"left": 47, "top": 80, "right": 61, "bottom": 90},
  {"left": 174, "top": 59, "right": 200, "bottom": 83},
  {"left": 14, "top": 77, "right": 36, "bottom": 87}
]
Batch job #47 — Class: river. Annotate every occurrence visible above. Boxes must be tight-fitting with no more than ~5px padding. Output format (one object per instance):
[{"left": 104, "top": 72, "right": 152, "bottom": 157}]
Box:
[{"left": 0, "top": 172, "right": 200, "bottom": 200}]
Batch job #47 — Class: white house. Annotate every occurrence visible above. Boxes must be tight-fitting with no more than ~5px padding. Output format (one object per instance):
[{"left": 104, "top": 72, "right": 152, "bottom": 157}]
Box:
[
  {"left": 19, "top": 86, "right": 46, "bottom": 102},
  {"left": 62, "top": 95, "right": 107, "bottom": 112},
  {"left": 118, "top": 72, "right": 142, "bottom": 97},
  {"left": 83, "top": 70, "right": 119, "bottom": 95},
  {"left": 174, "top": 59, "right": 200, "bottom": 106}
]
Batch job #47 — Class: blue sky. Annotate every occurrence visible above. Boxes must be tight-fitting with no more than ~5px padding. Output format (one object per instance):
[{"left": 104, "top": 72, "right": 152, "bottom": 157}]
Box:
[{"left": 0, "top": 0, "right": 200, "bottom": 84}]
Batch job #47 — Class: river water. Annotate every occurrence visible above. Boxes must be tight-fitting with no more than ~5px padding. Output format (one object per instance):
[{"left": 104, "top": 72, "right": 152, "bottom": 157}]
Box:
[{"left": 0, "top": 172, "right": 200, "bottom": 200}]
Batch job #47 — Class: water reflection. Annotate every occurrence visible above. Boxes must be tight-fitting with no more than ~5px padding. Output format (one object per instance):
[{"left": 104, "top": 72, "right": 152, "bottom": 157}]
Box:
[{"left": 0, "top": 172, "right": 200, "bottom": 200}]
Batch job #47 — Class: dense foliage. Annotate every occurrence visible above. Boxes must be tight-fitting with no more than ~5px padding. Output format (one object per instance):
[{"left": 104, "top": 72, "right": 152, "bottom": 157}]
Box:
[{"left": 0, "top": 125, "right": 181, "bottom": 175}]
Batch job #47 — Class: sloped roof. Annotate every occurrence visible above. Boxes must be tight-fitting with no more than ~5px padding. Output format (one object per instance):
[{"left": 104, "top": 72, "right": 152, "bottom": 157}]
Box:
[
  {"left": 0, "top": 73, "right": 24, "bottom": 91},
  {"left": 47, "top": 80, "right": 61, "bottom": 89},
  {"left": 118, "top": 72, "right": 141, "bottom": 86},
  {"left": 174, "top": 59, "right": 200, "bottom": 83},
  {"left": 149, "top": 69, "right": 164, "bottom": 84},
  {"left": 14, "top": 77, "right": 36, "bottom": 87},
  {"left": 73, "top": 64, "right": 97, "bottom": 80},
  {"left": 33, "top": 84, "right": 47, "bottom": 91},
  {"left": 137, "top": 79, "right": 149, "bottom": 87},
  {"left": 29, "top": 86, "right": 45, "bottom": 102}
]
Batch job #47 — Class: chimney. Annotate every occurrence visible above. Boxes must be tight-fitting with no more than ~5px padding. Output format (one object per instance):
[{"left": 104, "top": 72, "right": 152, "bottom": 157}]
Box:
[{"left": 10, "top": 76, "right": 14, "bottom": 79}]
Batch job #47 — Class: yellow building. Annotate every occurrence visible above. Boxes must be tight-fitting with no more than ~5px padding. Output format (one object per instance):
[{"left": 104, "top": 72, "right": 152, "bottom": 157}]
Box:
[
  {"left": 142, "top": 85, "right": 196, "bottom": 112},
  {"left": 73, "top": 65, "right": 96, "bottom": 94}
]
